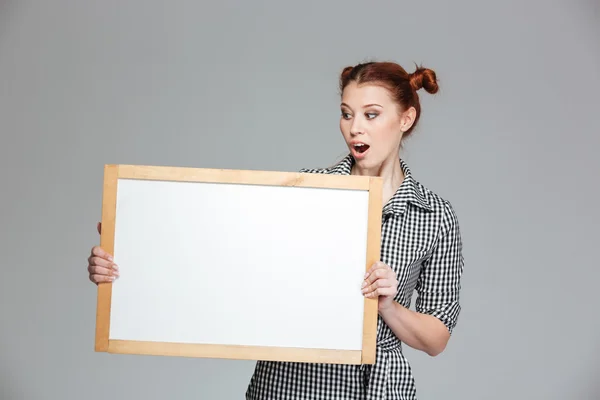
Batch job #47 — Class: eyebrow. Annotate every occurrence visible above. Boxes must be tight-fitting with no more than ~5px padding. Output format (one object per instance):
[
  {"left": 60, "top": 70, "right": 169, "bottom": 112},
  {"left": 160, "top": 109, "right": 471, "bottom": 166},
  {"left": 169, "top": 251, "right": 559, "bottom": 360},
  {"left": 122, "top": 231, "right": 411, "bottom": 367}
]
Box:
[{"left": 340, "top": 102, "right": 383, "bottom": 109}]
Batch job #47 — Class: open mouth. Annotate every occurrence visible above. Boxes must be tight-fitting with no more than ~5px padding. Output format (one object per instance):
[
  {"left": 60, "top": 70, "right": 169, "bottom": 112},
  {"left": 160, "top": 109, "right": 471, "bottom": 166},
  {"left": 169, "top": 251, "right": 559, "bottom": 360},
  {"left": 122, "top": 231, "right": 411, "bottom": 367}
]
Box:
[{"left": 353, "top": 143, "right": 370, "bottom": 154}]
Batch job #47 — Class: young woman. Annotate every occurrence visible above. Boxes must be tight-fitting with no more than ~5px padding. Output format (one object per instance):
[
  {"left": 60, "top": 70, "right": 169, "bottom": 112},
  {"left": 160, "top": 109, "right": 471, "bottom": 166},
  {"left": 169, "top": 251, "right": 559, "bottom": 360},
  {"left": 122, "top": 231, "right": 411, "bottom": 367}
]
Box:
[{"left": 87, "top": 61, "right": 465, "bottom": 400}]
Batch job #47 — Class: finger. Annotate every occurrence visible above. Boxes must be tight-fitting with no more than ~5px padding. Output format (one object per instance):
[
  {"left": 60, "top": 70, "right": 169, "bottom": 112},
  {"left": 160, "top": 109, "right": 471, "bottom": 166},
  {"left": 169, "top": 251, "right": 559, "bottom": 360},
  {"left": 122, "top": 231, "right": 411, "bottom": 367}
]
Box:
[
  {"left": 363, "top": 278, "right": 381, "bottom": 290},
  {"left": 365, "top": 261, "right": 386, "bottom": 276},
  {"left": 362, "top": 278, "right": 393, "bottom": 294},
  {"left": 90, "top": 274, "right": 116, "bottom": 284},
  {"left": 364, "top": 286, "right": 396, "bottom": 298},
  {"left": 90, "top": 246, "right": 113, "bottom": 262},
  {"left": 365, "top": 261, "right": 391, "bottom": 279},
  {"left": 87, "top": 255, "right": 117, "bottom": 270},
  {"left": 88, "top": 264, "right": 119, "bottom": 277},
  {"left": 364, "top": 267, "right": 392, "bottom": 285}
]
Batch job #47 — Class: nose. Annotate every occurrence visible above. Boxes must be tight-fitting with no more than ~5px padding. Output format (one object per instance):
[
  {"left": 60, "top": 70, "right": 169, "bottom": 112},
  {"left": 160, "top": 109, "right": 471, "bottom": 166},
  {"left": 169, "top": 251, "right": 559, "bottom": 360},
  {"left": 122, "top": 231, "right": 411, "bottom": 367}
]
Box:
[{"left": 350, "top": 117, "right": 364, "bottom": 136}]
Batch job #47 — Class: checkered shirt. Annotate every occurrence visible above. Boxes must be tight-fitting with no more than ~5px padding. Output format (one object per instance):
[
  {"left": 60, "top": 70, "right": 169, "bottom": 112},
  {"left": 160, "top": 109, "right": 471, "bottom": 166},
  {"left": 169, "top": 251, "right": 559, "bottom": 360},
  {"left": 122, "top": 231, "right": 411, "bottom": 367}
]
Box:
[{"left": 245, "top": 154, "right": 464, "bottom": 400}]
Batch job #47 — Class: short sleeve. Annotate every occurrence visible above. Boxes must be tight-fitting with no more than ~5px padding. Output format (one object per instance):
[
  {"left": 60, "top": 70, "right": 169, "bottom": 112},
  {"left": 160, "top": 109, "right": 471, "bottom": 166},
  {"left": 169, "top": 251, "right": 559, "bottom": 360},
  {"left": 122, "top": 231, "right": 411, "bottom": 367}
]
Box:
[{"left": 415, "top": 200, "right": 464, "bottom": 334}]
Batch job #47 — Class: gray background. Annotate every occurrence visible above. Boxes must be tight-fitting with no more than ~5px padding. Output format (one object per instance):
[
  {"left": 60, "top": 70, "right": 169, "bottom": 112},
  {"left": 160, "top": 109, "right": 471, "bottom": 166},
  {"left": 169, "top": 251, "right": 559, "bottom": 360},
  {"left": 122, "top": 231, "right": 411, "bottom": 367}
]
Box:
[{"left": 1, "top": 0, "right": 598, "bottom": 399}]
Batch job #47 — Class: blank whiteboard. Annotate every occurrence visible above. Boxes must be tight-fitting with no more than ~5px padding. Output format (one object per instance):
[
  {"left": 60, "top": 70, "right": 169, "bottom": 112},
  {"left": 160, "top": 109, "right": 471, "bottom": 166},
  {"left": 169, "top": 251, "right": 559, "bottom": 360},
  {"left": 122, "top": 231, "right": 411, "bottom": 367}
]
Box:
[{"left": 95, "top": 164, "right": 382, "bottom": 365}]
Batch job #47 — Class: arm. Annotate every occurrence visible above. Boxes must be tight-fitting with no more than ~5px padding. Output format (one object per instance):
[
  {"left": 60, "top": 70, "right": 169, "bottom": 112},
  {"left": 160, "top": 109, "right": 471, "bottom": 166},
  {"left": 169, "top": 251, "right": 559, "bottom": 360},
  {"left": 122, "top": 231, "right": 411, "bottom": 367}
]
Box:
[
  {"left": 364, "top": 201, "right": 464, "bottom": 356},
  {"left": 378, "top": 297, "right": 451, "bottom": 356}
]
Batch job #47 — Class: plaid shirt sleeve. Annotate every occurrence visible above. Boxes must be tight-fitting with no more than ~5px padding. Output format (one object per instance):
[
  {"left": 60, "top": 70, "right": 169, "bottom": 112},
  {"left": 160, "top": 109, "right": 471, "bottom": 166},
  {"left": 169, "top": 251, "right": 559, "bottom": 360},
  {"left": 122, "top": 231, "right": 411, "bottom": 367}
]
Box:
[{"left": 415, "top": 200, "right": 464, "bottom": 334}]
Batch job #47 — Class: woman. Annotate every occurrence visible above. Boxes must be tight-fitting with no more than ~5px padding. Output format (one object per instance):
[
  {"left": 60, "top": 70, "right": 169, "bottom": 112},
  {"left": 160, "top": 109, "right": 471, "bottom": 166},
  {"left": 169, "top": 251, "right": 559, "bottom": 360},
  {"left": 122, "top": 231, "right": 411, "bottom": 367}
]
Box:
[{"left": 87, "top": 61, "right": 464, "bottom": 400}]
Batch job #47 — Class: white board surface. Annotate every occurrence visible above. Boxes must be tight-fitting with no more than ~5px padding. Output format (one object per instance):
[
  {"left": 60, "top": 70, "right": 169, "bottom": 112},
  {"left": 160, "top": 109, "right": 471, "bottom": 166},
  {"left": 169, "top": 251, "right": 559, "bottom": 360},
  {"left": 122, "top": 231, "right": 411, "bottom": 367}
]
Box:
[{"left": 108, "top": 177, "right": 371, "bottom": 352}]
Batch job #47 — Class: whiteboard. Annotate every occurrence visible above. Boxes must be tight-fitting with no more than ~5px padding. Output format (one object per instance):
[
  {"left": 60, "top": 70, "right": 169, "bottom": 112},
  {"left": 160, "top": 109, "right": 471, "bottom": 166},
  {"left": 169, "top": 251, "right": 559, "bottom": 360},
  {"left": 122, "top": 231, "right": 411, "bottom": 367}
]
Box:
[{"left": 94, "top": 164, "right": 382, "bottom": 365}]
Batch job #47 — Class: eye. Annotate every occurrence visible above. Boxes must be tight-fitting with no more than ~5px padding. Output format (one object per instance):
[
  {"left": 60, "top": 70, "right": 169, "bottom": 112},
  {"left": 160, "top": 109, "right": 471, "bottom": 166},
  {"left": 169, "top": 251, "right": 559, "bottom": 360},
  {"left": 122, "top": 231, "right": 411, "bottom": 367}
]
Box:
[
  {"left": 341, "top": 112, "right": 352, "bottom": 120},
  {"left": 365, "top": 112, "right": 378, "bottom": 119}
]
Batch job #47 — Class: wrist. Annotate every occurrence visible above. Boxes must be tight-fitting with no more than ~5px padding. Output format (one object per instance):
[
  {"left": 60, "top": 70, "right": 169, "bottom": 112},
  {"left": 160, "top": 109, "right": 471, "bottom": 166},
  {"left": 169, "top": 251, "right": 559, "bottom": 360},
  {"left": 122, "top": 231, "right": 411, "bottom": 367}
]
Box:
[{"left": 378, "top": 299, "right": 399, "bottom": 316}]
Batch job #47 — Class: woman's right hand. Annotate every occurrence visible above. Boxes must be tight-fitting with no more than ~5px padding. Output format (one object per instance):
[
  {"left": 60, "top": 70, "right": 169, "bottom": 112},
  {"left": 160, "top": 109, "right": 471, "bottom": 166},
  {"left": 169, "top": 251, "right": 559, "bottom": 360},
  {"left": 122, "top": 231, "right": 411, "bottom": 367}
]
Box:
[{"left": 88, "top": 222, "right": 119, "bottom": 284}]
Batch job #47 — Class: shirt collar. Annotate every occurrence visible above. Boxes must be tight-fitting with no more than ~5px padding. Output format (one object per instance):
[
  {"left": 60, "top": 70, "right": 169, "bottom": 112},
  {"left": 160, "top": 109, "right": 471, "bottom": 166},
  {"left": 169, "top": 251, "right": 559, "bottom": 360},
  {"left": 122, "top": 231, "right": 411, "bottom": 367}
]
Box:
[{"left": 327, "top": 154, "right": 433, "bottom": 215}]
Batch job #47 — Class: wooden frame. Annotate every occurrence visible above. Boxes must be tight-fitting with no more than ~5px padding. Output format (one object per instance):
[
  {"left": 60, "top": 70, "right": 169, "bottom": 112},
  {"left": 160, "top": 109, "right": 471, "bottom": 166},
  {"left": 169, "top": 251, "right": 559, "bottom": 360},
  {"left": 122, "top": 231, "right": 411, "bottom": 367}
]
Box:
[{"left": 95, "top": 164, "right": 382, "bottom": 365}]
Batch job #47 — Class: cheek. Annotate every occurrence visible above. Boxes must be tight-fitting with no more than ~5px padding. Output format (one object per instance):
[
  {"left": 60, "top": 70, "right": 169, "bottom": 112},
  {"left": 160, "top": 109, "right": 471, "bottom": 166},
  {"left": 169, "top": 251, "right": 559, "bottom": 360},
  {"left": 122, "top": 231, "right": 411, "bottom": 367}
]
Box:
[
  {"left": 380, "top": 119, "right": 402, "bottom": 142},
  {"left": 339, "top": 119, "right": 350, "bottom": 136},
  {"left": 368, "top": 120, "right": 401, "bottom": 150}
]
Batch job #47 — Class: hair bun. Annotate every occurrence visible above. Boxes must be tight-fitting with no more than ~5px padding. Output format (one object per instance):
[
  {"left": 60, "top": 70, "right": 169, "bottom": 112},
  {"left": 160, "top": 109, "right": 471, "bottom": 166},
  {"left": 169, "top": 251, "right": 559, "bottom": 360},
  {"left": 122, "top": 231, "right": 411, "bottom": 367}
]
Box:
[{"left": 409, "top": 66, "right": 439, "bottom": 94}]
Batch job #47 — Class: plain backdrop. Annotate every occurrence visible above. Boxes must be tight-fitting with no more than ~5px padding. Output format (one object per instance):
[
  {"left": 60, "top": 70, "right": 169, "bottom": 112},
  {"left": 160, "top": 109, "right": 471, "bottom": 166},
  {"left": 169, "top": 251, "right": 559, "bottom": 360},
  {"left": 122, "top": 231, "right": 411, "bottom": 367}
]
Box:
[{"left": 1, "top": 1, "right": 598, "bottom": 399}]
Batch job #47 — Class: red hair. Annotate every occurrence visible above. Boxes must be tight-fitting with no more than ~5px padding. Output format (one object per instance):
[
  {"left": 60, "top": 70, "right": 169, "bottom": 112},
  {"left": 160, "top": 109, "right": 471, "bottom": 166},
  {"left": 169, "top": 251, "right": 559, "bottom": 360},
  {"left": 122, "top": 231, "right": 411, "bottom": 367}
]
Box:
[{"left": 339, "top": 61, "right": 439, "bottom": 137}]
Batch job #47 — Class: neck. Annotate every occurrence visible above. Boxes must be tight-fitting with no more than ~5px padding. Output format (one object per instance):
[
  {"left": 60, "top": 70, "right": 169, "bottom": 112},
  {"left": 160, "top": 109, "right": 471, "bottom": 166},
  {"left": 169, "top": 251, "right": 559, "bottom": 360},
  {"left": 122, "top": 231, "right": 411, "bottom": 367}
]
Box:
[{"left": 351, "top": 155, "right": 405, "bottom": 205}]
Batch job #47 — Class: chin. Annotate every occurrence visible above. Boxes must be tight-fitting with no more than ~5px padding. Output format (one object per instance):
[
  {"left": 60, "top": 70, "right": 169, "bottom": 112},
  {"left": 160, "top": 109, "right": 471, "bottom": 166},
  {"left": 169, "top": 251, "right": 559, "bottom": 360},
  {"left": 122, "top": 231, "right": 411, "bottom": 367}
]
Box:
[
  {"left": 353, "top": 155, "right": 379, "bottom": 171},
  {"left": 355, "top": 156, "right": 389, "bottom": 175}
]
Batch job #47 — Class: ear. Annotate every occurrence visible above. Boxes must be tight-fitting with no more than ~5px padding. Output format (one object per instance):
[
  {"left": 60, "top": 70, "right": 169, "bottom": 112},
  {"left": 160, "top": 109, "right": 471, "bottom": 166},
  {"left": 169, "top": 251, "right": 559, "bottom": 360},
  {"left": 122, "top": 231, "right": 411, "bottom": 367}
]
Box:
[{"left": 399, "top": 107, "right": 417, "bottom": 133}]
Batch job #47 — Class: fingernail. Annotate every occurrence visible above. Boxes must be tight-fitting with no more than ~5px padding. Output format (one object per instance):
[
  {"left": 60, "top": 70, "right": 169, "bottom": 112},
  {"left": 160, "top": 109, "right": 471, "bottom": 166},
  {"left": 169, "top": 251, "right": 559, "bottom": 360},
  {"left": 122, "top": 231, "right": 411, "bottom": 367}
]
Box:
[
  {"left": 361, "top": 281, "right": 366, "bottom": 288},
  {"left": 112, "top": 263, "right": 118, "bottom": 270}
]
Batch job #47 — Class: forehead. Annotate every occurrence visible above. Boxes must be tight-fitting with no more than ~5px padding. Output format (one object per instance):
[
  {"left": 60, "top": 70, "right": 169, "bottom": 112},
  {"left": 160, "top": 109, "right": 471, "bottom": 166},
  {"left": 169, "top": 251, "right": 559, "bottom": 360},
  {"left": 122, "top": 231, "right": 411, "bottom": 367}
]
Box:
[{"left": 341, "top": 82, "right": 395, "bottom": 106}]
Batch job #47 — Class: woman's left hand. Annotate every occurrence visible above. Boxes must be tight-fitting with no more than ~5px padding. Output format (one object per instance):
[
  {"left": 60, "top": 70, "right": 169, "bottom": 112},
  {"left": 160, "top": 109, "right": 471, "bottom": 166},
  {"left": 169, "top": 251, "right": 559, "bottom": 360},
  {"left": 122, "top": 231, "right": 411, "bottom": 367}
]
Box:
[{"left": 362, "top": 261, "right": 399, "bottom": 312}]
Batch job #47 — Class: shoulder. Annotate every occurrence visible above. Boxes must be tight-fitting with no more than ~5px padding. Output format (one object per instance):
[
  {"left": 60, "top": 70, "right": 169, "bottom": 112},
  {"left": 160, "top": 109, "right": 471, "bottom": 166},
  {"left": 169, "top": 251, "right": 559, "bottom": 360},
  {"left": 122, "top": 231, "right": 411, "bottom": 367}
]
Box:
[
  {"left": 298, "top": 154, "right": 353, "bottom": 175},
  {"left": 414, "top": 179, "right": 461, "bottom": 232}
]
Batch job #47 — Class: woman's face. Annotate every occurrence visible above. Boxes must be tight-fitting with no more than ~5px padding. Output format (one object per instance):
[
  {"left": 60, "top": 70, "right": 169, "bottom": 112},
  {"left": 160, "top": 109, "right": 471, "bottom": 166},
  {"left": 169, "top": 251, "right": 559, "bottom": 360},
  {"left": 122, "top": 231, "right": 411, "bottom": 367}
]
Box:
[{"left": 339, "top": 81, "right": 413, "bottom": 172}]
